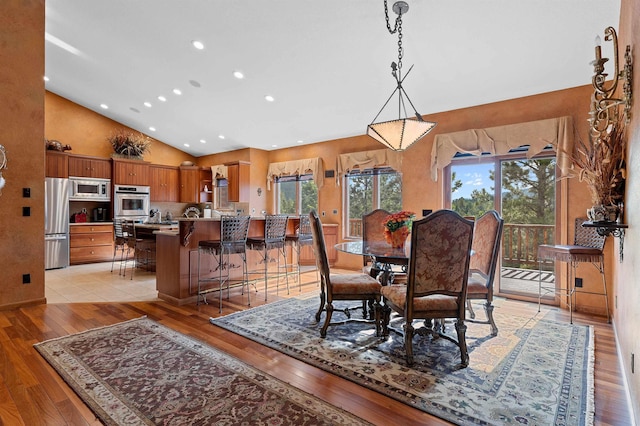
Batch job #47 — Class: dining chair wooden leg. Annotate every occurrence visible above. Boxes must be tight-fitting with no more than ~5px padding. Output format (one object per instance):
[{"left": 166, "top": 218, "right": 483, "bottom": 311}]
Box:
[
  {"left": 404, "top": 321, "right": 415, "bottom": 366},
  {"left": 455, "top": 320, "right": 469, "bottom": 367},
  {"left": 320, "top": 302, "right": 334, "bottom": 338}
]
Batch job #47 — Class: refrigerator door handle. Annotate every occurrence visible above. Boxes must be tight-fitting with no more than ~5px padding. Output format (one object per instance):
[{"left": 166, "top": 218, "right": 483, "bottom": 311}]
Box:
[{"left": 45, "top": 234, "right": 68, "bottom": 241}]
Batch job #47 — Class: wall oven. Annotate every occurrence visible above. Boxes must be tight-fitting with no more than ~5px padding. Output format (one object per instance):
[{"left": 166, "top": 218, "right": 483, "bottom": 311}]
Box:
[
  {"left": 69, "top": 177, "right": 110, "bottom": 201},
  {"left": 114, "top": 184, "right": 150, "bottom": 221}
]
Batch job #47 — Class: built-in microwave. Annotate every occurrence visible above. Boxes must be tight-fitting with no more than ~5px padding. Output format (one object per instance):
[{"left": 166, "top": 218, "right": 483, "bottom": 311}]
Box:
[{"left": 69, "top": 177, "right": 110, "bottom": 201}]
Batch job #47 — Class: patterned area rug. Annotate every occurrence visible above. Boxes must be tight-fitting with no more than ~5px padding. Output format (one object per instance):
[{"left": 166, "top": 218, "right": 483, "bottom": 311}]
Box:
[
  {"left": 211, "top": 297, "right": 595, "bottom": 426},
  {"left": 34, "top": 317, "right": 370, "bottom": 425}
]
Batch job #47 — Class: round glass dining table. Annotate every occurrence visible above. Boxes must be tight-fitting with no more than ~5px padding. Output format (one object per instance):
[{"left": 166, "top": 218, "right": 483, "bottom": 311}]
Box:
[{"left": 334, "top": 241, "right": 409, "bottom": 285}]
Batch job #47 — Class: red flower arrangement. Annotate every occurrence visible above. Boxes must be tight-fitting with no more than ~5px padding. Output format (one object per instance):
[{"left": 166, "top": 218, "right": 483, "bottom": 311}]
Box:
[{"left": 382, "top": 211, "right": 416, "bottom": 247}]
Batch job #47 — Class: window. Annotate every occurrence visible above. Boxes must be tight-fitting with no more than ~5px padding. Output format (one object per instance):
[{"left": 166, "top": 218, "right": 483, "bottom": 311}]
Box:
[
  {"left": 344, "top": 168, "right": 402, "bottom": 238},
  {"left": 275, "top": 175, "right": 318, "bottom": 215}
]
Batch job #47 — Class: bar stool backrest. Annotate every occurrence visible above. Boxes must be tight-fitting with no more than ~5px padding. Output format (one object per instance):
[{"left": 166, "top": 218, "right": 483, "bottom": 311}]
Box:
[
  {"left": 574, "top": 218, "right": 606, "bottom": 250},
  {"left": 221, "top": 215, "right": 251, "bottom": 251},
  {"left": 264, "top": 214, "right": 289, "bottom": 244},
  {"left": 298, "top": 214, "right": 313, "bottom": 244}
]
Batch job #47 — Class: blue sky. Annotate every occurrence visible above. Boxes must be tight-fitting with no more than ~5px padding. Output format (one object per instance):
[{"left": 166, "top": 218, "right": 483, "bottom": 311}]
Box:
[{"left": 451, "top": 163, "right": 493, "bottom": 199}]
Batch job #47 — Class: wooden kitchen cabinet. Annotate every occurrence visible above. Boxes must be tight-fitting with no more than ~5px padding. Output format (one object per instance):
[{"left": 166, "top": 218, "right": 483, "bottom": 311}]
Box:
[
  {"left": 300, "top": 223, "right": 337, "bottom": 266},
  {"left": 225, "top": 161, "right": 250, "bottom": 202},
  {"left": 69, "top": 223, "right": 114, "bottom": 264},
  {"left": 113, "top": 158, "right": 150, "bottom": 186},
  {"left": 68, "top": 154, "right": 111, "bottom": 179},
  {"left": 150, "top": 165, "right": 179, "bottom": 202},
  {"left": 179, "top": 166, "right": 199, "bottom": 203},
  {"left": 45, "top": 151, "right": 69, "bottom": 178}
]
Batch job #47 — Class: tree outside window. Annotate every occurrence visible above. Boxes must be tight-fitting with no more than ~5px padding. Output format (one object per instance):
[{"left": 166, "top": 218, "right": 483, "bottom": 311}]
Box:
[
  {"left": 276, "top": 175, "right": 318, "bottom": 215},
  {"left": 345, "top": 168, "right": 402, "bottom": 238}
]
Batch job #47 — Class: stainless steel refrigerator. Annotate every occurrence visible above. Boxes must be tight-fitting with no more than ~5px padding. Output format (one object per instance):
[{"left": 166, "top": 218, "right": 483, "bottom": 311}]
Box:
[{"left": 45, "top": 177, "right": 70, "bottom": 269}]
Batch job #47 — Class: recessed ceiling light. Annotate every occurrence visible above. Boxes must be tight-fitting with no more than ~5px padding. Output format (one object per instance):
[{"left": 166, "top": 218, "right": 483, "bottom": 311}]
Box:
[
  {"left": 218, "top": 134, "right": 225, "bottom": 139},
  {"left": 189, "top": 80, "right": 201, "bottom": 88},
  {"left": 265, "top": 95, "right": 275, "bottom": 102},
  {"left": 192, "top": 40, "right": 204, "bottom": 50},
  {"left": 200, "top": 139, "right": 206, "bottom": 144},
  {"left": 43, "top": 76, "right": 49, "bottom": 82},
  {"left": 272, "top": 144, "right": 278, "bottom": 148},
  {"left": 100, "top": 104, "right": 108, "bottom": 109},
  {"left": 184, "top": 143, "right": 190, "bottom": 147},
  {"left": 233, "top": 71, "right": 244, "bottom": 79},
  {"left": 297, "top": 140, "right": 304, "bottom": 144},
  {"left": 158, "top": 96, "right": 167, "bottom": 102},
  {"left": 173, "top": 88, "right": 182, "bottom": 95},
  {"left": 144, "top": 102, "right": 152, "bottom": 108},
  {"left": 149, "top": 127, "right": 156, "bottom": 132}
]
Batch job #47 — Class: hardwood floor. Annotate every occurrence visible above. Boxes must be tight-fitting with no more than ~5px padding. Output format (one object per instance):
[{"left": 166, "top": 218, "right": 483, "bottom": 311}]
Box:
[{"left": 0, "top": 263, "right": 633, "bottom": 425}]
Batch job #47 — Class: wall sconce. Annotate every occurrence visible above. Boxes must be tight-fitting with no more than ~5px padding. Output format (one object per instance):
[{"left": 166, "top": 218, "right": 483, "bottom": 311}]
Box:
[{"left": 589, "top": 26, "right": 633, "bottom": 142}]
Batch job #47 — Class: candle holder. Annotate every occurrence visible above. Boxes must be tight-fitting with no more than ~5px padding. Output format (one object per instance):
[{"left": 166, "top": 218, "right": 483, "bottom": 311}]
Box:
[{"left": 589, "top": 26, "right": 633, "bottom": 143}]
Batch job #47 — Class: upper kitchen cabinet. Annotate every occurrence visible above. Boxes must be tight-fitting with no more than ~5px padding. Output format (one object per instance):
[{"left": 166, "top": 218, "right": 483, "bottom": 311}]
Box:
[
  {"left": 45, "top": 151, "right": 69, "bottom": 178},
  {"left": 112, "top": 158, "right": 150, "bottom": 186},
  {"left": 179, "top": 166, "right": 199, "bottom": 203},
  {"left": 150, "top": 164, "right": 179, "bottom": 202},
  {"left": 68, "top": 154, "right": 111, "bottom": 179},
  {"left": 225, "top": 161, "right": 250, "bottom": 202}
]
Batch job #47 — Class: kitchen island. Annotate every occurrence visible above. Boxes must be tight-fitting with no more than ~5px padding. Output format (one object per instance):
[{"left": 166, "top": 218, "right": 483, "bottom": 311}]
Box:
[
  {"left": 155, "top": 217, "right": 338, "bottom": 305},
  {"left": 155, "top": 217, "right": 289, "bottom": 305}
]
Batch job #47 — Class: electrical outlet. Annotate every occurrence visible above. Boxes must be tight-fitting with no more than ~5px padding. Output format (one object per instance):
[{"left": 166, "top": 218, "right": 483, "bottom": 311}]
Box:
[
  {"left": 575, "top": 277, "right": 583, "bottom": 288},
  {"left": 22, "top": 274, "right": 31, "bottom": 284}
]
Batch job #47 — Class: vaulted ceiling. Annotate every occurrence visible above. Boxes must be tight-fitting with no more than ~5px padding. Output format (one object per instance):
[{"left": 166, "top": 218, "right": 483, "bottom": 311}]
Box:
[{"left": 45, "top": 0, "right": 620, "bottom": 156}]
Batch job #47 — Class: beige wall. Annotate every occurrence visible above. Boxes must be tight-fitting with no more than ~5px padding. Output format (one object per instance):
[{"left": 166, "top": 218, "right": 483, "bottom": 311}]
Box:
[
  {"left": 0, "top": 0, "right": 46, "bottom": 309},
  {"left": 614, "top": 0, "right": 639, "bottom": 421},
  {"left": 46, "top": 92, "right": 196, "bottom": 166}
]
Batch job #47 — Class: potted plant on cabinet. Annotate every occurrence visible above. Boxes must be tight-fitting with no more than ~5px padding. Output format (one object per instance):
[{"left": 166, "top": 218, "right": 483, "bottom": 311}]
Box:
[{"left": 108, "top": 129, "right": 151, "bottom": 159}]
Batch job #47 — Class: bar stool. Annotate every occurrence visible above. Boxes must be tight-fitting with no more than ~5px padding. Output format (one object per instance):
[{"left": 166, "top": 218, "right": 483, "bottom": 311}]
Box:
[
  {"left": 285, "top": 214, "right": 318, "bottom": 290},
  {"left": 197, "top": 215, "right": 251, "bottom": 312},
  {"left": 247, "top": 214, "right": 290, "bottom": 300},
  {"left": 122, "top": 221, "right": 154, "bottom": 279},
  {"left": 537, "top": 217, "right": 610, "bottom": 324},
  {"left": 111, "top": 219, "right": 127, "bottom": 275}
]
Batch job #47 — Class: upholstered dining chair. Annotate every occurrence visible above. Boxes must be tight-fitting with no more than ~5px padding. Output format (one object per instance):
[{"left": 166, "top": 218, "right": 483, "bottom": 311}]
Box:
[
  {"left": 362, "top": 209, "right": 408, "bottom": 286},
  {"left": 381, "top": 209, "right": 474, "bottom": 367},
  {"left": 309, "top": 210, "right": 382, "bottom": 338},
  {"left": 466, "top": 210, "right": 504, "bottom": 336}
]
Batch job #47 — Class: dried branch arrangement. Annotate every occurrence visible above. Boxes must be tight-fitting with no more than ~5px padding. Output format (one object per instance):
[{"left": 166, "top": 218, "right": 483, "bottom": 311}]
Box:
[
  {"left": 108, "top": 129, "right": 151, "bottom": 158},
  {"left": 570, "top": 118, "right": 626, "bottom": 206}
]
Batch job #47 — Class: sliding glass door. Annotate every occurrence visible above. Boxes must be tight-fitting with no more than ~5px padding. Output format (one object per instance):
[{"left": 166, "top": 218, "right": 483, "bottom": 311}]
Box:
[{"left": 446, "top": 152, "right": 556, "bottom": 299}]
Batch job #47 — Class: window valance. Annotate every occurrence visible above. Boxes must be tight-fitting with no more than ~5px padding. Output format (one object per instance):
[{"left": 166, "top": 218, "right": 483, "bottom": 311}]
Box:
[
  {"left": 337, "top": 149, "right": 402, "bottom": 181},
  {"left": 210, "top": 164, "right": 228, "bottom": 184},
  {"left": 266, "top": 157, "right": 324, "bottom": 190},
  {"left": 430, "top": 116, "right": 574, "bottom": 181}
]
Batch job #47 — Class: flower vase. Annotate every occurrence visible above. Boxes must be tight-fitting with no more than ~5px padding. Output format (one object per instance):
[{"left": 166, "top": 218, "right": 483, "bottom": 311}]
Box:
[{"left": 389, "top": 227, "right": 410, "bottom": 249}]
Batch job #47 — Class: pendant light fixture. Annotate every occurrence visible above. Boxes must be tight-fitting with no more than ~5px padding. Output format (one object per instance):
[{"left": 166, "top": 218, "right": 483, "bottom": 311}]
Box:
[{"left": 367, "top": 0, "right": 436, "bottom": 151}]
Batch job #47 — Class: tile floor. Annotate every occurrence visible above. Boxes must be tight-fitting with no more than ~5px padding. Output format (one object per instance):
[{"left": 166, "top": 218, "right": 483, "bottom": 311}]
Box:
[{"left": 45, "top": 261, "right": 160, "bottom": 303}]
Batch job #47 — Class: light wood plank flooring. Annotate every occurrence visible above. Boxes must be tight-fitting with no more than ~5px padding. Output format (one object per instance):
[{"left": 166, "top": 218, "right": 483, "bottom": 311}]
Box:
[{"left": 0, "top": 262, "right": 632, "bottom": 425}]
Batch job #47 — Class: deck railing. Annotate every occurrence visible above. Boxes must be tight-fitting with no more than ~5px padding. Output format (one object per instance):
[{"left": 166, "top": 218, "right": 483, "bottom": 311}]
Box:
[{"left": 348, "top": 219, "right": 554, "bottom": 269}]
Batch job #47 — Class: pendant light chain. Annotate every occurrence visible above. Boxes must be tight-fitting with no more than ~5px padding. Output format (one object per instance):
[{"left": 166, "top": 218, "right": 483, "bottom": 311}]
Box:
[{"left": 384, "top": 0, "right": 404, "bottom": 71}]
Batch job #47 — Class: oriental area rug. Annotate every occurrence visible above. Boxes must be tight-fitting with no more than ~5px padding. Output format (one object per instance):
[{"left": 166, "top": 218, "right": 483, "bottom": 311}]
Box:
[
  {"left": 211, "top": 297, "right": 595, "bottom": 426},
  {"left": 34, "top": 317, "right": 370, "bottom": 426}
]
